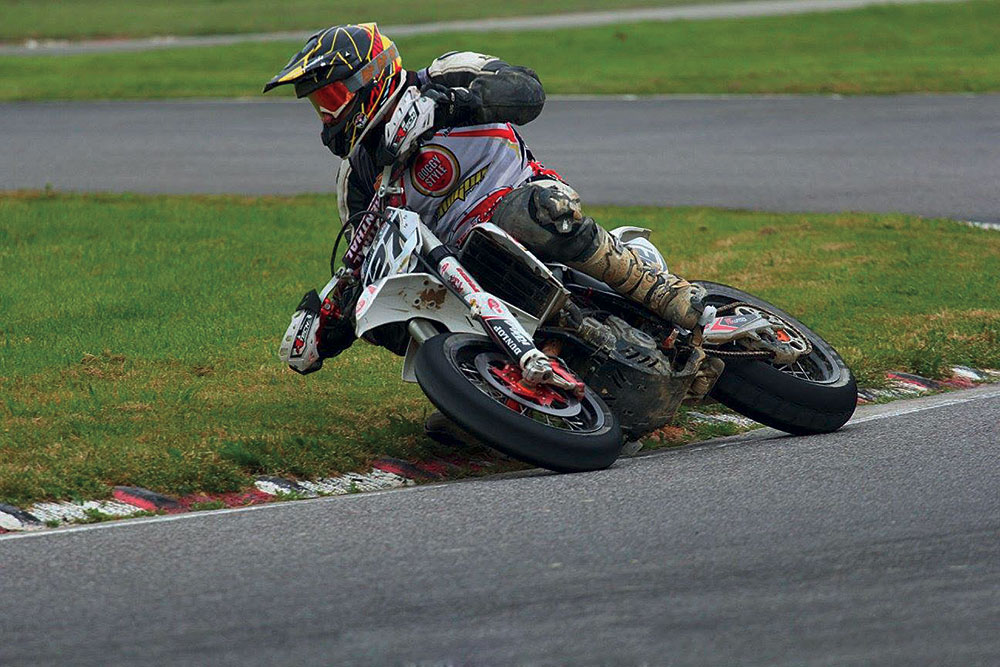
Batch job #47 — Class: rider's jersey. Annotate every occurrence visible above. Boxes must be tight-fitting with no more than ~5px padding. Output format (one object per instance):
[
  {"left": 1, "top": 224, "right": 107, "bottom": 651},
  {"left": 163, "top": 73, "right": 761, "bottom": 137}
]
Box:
[
  {"left": 338, "top": 52, "right": 548, "bottom": 242},
  {"left": 395, "top": 123, "right": 537, "bottom": 246}
]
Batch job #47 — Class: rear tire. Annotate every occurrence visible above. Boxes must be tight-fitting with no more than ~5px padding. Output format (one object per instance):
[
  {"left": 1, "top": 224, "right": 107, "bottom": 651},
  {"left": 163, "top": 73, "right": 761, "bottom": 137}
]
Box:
[
  {"left": 414, "top": 333, "right": 624, "bottom": 472},
  {"left": 697, "top": 281, "right": 858, "bottom": 435}
]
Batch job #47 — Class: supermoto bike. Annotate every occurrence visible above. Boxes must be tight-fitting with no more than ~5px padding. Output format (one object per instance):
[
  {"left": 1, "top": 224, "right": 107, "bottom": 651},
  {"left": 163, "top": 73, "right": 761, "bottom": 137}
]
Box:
[{"left": 296, "top": 87, "right": 858, "bottom": 473}]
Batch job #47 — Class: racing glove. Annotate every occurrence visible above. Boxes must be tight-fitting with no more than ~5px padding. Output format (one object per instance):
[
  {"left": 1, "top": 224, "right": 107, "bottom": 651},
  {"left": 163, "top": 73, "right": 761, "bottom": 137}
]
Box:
[
  {"left": 279, "top": 282, "right": 357, "bottom": 375},
  {"left": 420, "top": 82, "right": 483, "bottom": 130}
]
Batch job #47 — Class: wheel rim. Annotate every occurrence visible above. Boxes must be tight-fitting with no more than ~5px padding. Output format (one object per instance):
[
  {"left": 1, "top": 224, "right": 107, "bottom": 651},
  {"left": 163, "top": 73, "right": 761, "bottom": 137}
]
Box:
[
  {"left": 451, "top": 345, "right": 606, "bottom": 433},
  {"left": 705, "top": 297, "right": 842, "bottom": 385},
  {"left": 474, "top": 353, "right": 583, "bottom": 418}
]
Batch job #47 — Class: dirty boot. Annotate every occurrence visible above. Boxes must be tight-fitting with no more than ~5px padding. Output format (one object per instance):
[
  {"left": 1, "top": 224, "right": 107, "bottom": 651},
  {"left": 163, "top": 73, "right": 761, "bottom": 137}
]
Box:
[
  {"left": 689, "top": 356, "right": 725, "bottom": 400},
  {"left": 568, "top": 225, "right": 705, "bottom": 330}
]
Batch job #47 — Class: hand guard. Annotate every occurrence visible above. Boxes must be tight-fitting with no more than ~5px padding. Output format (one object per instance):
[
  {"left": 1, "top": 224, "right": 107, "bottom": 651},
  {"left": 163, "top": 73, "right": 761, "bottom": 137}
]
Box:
[
  {"left": 420, "top": 82, "right": 482, "bottom": 129},
  {"left": 374, "top": 86, "right": 437, "bottom": 167},
  {"left": 279, "top": 290, "right": 325, "bottom": 375},
  {"left": 278, "top": 282, "right": 357, "bottom": 375}
]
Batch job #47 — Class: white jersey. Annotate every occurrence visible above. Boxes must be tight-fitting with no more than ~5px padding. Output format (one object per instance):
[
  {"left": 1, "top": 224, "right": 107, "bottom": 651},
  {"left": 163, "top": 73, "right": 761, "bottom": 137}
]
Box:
[{"left": 396, "top": 123, "right": 537, "bottom": 245}]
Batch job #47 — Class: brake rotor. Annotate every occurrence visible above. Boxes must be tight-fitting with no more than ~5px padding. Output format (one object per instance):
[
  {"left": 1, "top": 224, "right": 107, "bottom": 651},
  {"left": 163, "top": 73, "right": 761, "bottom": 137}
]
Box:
[{"left": 474, "top": 353, "right": 583, "bottom": 418}]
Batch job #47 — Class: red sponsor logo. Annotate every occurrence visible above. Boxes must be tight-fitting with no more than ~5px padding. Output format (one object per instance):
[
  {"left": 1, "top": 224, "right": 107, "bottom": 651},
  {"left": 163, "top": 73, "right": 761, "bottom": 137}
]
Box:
[
  {"left": 458, "top": 187, "right": 514, "bottom": 231},
  {"left": 455, "top": 267, "right": 481, "bottom": 292},
  {"left": 709, "top": 320, "right": 738, "bottom": 332},
  {"left": 487, "top": 298, "right": 503, "bottom": 313},
  {"left": 411, "top": 144, "right": 459, "bottom": 197}
]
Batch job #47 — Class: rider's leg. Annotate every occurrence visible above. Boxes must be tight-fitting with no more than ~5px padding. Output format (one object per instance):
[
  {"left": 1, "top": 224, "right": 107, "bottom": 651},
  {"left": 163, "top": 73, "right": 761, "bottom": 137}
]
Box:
[{"left": 491, "top": 180, "right": 705, "bottom": 330}]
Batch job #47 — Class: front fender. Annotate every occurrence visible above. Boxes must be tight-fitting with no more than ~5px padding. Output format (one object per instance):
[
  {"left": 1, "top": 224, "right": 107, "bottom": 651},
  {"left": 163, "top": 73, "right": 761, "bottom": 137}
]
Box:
[{"left": 355, "top": 273, "right": 481, "bottom": 339}]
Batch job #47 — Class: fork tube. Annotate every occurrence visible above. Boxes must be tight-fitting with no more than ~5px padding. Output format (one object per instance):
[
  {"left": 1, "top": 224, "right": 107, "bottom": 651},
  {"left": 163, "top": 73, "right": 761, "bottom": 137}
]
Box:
[{"left": 418, "top": 226, "right": 541, "bottom": 367}]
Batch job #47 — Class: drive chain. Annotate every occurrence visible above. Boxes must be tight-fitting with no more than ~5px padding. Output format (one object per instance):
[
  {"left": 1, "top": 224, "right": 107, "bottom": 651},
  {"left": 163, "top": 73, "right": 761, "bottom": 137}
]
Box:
[{"left": 704, "top": 301, "right": 813, "bottom": 360}]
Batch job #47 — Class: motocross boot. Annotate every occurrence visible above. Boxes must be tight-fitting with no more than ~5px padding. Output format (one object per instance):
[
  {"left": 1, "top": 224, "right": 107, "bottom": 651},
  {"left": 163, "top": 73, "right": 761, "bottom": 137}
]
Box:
[
  {"left": 688, "top": 355, "right": 726, "bottom": 400},
  {"left": 568, "top": 225, "right": 706, "bottom": 331}
]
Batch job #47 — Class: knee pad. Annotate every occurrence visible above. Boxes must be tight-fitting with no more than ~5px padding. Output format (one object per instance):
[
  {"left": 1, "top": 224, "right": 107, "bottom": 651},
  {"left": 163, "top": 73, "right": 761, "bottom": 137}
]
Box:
[{"left": 491, "top": 180, "right": 597, "bottom": 262}]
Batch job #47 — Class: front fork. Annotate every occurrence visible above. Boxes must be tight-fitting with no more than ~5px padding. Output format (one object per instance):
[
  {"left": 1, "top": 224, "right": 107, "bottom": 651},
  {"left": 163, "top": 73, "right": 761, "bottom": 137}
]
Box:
[{"left": 418, "top": 226, "right": 580, "bottom": 394}]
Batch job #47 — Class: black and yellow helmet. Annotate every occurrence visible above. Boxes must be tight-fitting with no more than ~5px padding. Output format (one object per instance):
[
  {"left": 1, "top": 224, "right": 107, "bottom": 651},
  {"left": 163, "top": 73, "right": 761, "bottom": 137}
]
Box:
[{"left": 263, "top": 23, "right": 403, "bottom": 157}]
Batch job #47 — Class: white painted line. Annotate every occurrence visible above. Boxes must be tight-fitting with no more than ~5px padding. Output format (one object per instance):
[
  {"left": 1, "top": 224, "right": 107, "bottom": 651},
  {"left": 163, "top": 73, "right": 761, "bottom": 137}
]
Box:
[
  {"left": 4, "top": 387, "right": 999, "bottom": 543},
  {"left": 848, "top": 389, "right": 1000, "bottom": 425},
  {"left": 669, "top": 386, "right": 1000, "bottom": 453},
  {"left": 0, "top": 479, "right": 441, "bottom": 542}
]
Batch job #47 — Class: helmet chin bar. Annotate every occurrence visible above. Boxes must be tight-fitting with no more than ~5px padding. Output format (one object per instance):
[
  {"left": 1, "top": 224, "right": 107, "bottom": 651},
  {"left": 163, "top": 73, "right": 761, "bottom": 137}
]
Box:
[{"left": 346, "top": 72, "right": 408, "bottom": 162}]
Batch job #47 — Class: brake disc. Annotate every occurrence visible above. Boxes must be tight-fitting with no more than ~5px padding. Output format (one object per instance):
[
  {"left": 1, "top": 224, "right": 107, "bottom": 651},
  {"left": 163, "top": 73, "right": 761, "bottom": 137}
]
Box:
[{"left": 474, "top": 353, "right": 583, "bottom": 418}]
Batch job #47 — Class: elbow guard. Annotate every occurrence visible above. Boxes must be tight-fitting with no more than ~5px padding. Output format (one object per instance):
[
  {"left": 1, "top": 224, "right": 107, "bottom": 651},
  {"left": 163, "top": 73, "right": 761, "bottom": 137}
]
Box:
[{"left": 471, "top": 65, "right": 545, "bottom": 126}]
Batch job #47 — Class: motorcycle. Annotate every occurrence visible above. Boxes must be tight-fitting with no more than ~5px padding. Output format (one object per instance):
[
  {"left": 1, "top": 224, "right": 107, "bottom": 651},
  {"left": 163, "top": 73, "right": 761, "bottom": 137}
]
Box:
[{"left": 289, "top": 88, "right": 858, "bottom": 473}]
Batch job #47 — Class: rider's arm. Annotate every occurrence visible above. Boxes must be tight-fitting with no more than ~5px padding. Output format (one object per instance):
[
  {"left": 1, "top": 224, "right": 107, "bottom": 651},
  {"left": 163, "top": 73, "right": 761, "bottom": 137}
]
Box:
[
  {"left": 417, "top": 51, "right": 545, "bottom": 127},
  {"left": 336, "top": 150, "right": 379, "bottom": 223}
]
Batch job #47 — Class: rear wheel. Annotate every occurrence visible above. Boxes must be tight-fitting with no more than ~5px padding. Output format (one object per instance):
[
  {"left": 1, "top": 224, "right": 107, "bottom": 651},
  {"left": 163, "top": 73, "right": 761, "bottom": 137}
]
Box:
[
  {"left": 414, "top": 333, "right": 623, "bottom": 472},
  {"left": 697, "top": 281, "right": 857, "bottom": 435}
]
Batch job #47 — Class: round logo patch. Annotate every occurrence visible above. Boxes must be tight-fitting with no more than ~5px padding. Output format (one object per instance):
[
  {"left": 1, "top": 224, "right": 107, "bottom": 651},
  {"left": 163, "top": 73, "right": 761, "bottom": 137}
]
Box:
[{"left": 410, "top": 144, "right": 459, "bottom": 197}]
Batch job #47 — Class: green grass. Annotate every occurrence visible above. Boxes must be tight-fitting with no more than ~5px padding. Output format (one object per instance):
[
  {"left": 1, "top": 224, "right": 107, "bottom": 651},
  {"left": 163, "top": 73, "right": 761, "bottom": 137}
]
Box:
[
  {"left": 1, "top": 191, "right": 998, "bottom": 506},
  {"left": 2, "top": 1, "right": 999, "bottom": 100},
  {"left": 0, "top": 0, "right": 745, "bottom": 42}
]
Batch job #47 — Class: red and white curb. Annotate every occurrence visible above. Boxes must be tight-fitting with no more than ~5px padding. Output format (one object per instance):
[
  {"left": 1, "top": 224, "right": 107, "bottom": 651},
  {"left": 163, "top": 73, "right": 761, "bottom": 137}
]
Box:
[
  {"left": 679, "top": 366, "right": 997, "bottom": 429},
  {"left": 1, "top": 366, "right": 996, "bottom": 534},
  {"left": 0, "top": 461, "right": 427, "bottom": 533}
]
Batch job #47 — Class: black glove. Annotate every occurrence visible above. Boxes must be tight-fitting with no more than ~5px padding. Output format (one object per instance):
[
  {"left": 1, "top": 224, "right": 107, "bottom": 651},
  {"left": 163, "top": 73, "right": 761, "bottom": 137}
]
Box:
[
  {"left": 420, "top": 82, "right": 482, "bottom": 129},
  {"left": 317, "top": 284, "right": 358, "bottom": 360}
]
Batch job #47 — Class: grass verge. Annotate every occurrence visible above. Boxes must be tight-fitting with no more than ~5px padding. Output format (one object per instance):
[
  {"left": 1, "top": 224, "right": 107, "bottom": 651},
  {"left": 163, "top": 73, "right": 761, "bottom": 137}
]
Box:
[
  {"left": 0, "top": 0, "right": 729, "bottom": 42},
  {"left": 2, "top": 1, "right": 999, "bottom": 100},
  {"left": 1, "top": 190, "right": 998, "bottom": 506}
]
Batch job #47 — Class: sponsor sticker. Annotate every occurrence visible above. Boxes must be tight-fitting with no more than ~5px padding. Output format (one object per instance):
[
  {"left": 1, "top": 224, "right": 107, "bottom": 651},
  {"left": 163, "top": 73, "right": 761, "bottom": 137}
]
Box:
[
  {"left": 411, "top": 144, "right": 460, "bottom": 197},
  {"left": 436, "top": 165, "right": 489, "bottom": 218}
]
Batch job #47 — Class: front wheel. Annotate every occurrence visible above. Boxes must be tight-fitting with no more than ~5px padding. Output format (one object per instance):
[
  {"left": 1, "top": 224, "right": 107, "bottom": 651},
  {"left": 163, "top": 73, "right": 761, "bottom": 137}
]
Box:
[
  {"left": 414, "top": 333, "right": 624, "bottom": 472},
  {"left": 696, "top": 281, "right": 858, "bottom": 435}
]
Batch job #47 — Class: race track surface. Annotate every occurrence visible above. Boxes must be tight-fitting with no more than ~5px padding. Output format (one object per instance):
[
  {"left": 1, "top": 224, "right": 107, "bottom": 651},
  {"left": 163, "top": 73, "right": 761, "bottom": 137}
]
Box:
[
  {"left": 3, "top": 94, "right": 998, "bottom": 221},
  {"left": 0, "top": 0, "right": 965, "bottom": 55},
  {"left": 3, "top": 387, "right": 999, "bottom": 665}
]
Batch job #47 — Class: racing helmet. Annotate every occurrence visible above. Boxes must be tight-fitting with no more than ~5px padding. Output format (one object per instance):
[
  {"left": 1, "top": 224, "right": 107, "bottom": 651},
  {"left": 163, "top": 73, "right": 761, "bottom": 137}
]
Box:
[{"left": 263, "top": 23, "right": 403, "bottom": 157}]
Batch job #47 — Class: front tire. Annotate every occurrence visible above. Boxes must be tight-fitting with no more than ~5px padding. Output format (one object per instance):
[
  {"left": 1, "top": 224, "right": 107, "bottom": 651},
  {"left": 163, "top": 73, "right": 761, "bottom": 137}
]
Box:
[
  {"left": 414, "top": 333, "right": 624, "bottom": 472},
  {"left": 697, "top": 281, "right": 858, "bottom": 435}
]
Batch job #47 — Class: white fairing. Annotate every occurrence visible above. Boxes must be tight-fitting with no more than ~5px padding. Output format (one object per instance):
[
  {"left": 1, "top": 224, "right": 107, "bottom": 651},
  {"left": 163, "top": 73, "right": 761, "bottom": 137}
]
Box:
[
  {"left": 355, "top": 273, "right": 481, "bottom": 339},
  {"left": 354, "top": 208, "right": 539, "bottom": 382},
  {"left": 610, "top": 226, "right": 667, "bottom": 273},
  {"left": 356, "top": 272, "right": 538, "bottom": 383},
  {"left": 361, "top": 208, "right": 421, "bottom": 286}
]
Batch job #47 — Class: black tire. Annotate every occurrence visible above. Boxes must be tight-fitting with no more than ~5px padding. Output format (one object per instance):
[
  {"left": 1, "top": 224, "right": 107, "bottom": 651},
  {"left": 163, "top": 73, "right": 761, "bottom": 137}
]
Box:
[
  {"left": 696, "top": 281, "right": 858, "bottom": 435},
  {"left": 414, "top": 333, "right": 624, "bottom": 472}
]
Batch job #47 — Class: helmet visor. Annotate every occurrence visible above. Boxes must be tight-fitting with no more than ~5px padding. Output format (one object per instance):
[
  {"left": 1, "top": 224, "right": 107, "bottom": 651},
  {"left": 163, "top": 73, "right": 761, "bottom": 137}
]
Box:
[{"left": 307, "top": 81, "right": 356, "bottom": 123}]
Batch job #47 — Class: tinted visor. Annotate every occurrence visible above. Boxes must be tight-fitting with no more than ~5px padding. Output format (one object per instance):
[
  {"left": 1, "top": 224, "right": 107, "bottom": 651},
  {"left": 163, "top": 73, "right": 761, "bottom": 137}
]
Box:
[{"left": 307, "top": 81, "right": 356, "bottom": 122}]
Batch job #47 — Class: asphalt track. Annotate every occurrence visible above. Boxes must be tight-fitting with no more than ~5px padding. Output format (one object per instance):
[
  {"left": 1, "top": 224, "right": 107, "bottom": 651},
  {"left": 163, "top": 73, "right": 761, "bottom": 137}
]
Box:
[
  {"left": 0, "top": 0, "right": 965, "bottom": 55},
  {"left": 3, "top": 94, "right": 998, "bottom": 221},
  {"left": 2, "top": 386, "right": 999, "bottom": 665}
]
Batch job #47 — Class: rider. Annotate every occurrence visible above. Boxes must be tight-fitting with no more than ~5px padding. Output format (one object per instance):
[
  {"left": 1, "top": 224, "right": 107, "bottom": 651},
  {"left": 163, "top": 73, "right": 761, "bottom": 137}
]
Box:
[{"left": 264, "top": 23, "right": 706, "bottom": 375}]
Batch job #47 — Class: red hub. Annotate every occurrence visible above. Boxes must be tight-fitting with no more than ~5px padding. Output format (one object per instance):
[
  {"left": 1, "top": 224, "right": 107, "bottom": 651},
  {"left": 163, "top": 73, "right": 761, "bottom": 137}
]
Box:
[{"left": 489, "top": 362, "right": 567, "bottom": 409}]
